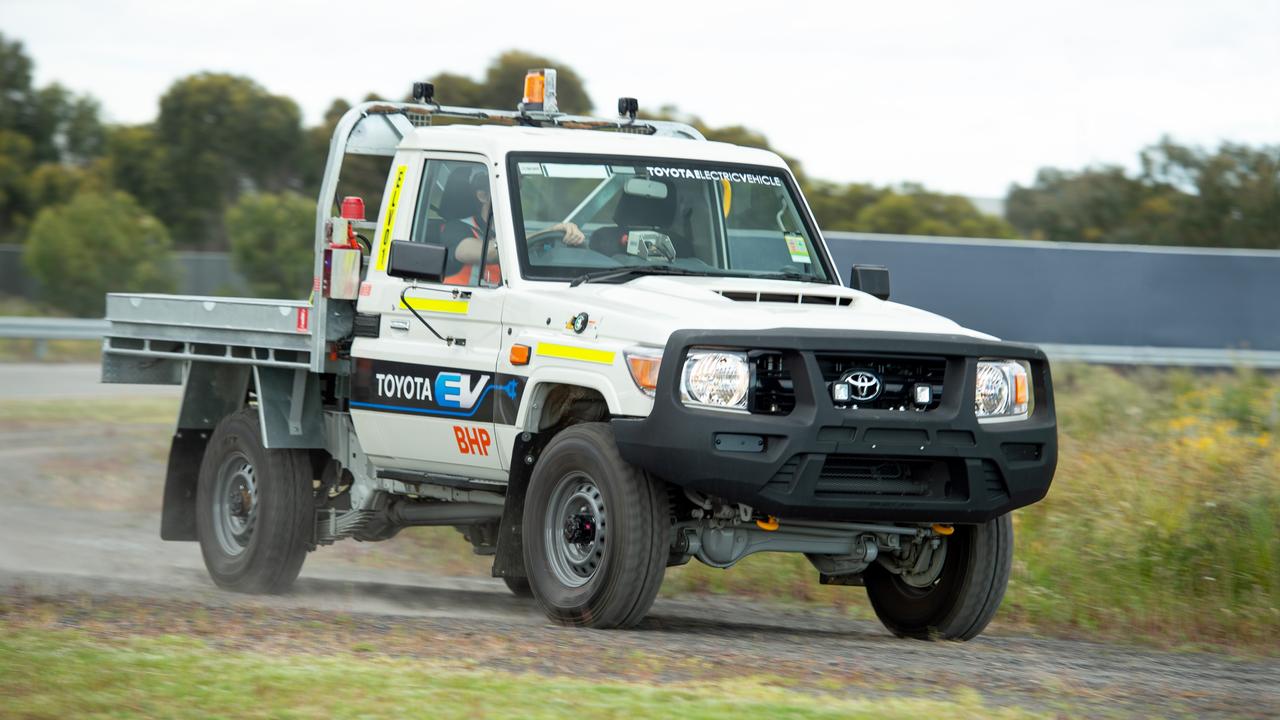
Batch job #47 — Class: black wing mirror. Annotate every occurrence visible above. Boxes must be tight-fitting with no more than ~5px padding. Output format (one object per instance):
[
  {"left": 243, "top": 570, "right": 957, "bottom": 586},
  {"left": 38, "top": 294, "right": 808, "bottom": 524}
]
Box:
[
  {"left": 387, "top": 241, "right": 448, "bottom": 283},
  {"left": 849, "top": 264, "right": 890, "bottom": 300}
]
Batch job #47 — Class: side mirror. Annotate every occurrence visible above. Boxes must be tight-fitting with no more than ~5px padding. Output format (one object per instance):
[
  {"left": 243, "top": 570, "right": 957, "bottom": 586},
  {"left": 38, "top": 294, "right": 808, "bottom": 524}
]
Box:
[
  {"left": 849, "top": 264, "right": 890, "bottom": 300},
  {"left": 387, "top": 241, "right": 448, "bottom": 283}
]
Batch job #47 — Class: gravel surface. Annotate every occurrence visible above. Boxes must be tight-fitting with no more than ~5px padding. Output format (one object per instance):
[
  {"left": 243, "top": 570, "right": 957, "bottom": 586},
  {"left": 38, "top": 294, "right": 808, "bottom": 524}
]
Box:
[{"left": 2, "top": 369, "right": 1278, "bottom": 718}]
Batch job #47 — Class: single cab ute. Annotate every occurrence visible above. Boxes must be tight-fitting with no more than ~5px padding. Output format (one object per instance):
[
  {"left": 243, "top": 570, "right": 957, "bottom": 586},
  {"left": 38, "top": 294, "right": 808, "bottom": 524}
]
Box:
[{"left": 102, "top": 71, "right": 1057, "bottom": 639}]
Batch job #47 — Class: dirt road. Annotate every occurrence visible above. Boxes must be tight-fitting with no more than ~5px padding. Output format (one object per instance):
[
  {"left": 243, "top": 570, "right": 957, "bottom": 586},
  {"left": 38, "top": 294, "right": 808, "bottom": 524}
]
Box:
[{"left": 2, "top": 367, "right": 1278, "bottom": 717}]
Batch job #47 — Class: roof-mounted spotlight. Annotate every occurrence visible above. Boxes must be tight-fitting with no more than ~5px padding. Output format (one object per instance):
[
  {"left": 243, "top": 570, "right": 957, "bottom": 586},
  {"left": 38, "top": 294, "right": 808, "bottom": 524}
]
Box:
[
  {"left": 412, "top": 81, "right": 435, "bottom": 104},
  {"left": 617, "top": 97, "right": 638, "bottom": 120}
]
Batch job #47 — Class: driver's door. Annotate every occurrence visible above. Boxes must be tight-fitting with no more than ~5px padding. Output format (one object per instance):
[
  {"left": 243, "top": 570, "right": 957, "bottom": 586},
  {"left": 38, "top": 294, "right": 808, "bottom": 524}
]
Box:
[{"left": 350, "top": 153, "right": 511, "bottom": 481}]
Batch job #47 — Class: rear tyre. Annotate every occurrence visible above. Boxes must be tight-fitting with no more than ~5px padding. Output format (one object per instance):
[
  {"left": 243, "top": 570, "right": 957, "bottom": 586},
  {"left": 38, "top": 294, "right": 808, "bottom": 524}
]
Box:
[
  {"left": 863, "top": 513, "right": 1013, "bottom": 641},
  {"left": 196, "top": 408, "right": 313, "bottom": 594},
  {"left": 502, "top": 576, "right": 534, "bottom": 598},
  {"left": 523, "top": 423, "right": 669, "bottom": 628}
]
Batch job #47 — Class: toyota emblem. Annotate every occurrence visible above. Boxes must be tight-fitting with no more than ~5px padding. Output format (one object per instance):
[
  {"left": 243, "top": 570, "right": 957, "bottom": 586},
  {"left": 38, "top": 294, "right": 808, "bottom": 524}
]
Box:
[{"left": 841, "top": 370, "right": 883, "bottom": 402}]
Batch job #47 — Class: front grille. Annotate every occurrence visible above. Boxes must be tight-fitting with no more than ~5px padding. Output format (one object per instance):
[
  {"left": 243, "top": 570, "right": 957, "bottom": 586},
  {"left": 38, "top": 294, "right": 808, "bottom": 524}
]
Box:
[
  {"left": 751, "top": 352, "right": 795, "bottom": 415},
  {"left": 818, "top": 354, "right": 946, "bottom": 411},
  {"left": 749, "top": 352, "right": 948, "bottom": 415},
  {"left": 816, "top": 456, "right": 949, "bottom": 497}
]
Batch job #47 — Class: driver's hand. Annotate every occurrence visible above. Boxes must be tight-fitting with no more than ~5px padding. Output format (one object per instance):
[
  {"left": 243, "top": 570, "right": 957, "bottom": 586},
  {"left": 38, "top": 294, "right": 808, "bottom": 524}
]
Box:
[{"left": 549, "top": 222, "right": 586, "bottom": 247}]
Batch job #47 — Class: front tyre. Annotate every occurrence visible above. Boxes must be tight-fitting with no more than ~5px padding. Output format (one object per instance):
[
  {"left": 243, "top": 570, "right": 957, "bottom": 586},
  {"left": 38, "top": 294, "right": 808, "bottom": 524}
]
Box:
[
  {"left": 863, "top": 513, "right": 1013, "bottom": 641},
  {"left": 523, "top": 423, "right": 669, "bottom": 628},
  {"left": 196, "top": 408, "right": 314, "bottom": 594},
  {"left": 502, "top": 576, "right": 534, "bottom": 598}
]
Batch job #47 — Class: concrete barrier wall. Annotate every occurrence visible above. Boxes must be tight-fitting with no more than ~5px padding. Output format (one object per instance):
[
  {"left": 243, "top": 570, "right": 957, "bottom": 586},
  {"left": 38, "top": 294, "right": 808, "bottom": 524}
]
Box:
[{"left": 824, "top": 232, "right": 1280, "bottom": 352}]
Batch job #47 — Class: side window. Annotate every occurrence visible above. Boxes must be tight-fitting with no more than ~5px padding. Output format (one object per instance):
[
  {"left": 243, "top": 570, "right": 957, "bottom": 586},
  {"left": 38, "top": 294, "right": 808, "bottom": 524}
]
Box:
[{"left": 408, "top": 159, "right": 498, "bottom": 287}]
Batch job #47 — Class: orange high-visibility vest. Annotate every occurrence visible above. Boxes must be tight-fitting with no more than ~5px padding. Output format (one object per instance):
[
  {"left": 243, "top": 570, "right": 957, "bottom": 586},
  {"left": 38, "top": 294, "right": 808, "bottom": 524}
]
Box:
[{"left": 443, "top": 217, "right": 501, "bottom": 286}]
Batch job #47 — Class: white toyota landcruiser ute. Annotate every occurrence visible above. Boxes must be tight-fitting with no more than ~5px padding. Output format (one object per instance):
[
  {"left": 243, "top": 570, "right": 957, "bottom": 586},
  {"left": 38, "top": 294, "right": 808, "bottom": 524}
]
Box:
[{"left": 102, "top": 72, "right": 1057, "bottom": 640}]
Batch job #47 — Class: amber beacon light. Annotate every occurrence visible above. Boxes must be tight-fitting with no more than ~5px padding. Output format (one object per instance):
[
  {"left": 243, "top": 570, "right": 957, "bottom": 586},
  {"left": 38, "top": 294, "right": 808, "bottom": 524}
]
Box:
[{"left": 520, "top": 69, "right": 558, "bottom": 113}]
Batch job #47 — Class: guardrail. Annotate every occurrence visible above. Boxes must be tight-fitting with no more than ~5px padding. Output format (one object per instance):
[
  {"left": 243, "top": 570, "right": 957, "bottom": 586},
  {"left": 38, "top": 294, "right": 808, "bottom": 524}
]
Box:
[
  {"left": 1, "top": 317, "right": 1277, "bottom": 369},
  {"left": 0, "top": 317, "right": 108, "bottom": 360},
  {"left": 1035, "top": 344, "right": 1280, "bottom": 370}
]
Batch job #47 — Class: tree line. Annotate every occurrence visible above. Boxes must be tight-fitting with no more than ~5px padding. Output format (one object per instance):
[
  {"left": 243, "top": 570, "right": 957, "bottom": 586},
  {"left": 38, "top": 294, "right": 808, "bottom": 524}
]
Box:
[{"left": 1, "top": 32, "right": 1275, "bottom": 314}]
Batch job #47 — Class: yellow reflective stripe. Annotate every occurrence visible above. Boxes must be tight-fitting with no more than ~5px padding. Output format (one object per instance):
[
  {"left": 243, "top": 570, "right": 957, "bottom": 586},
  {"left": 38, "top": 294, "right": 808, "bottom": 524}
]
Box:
[
  {"left": 400, "top": 297, "right": 470, "bottom": 315},
  {"left": 376, "top": 164, "right": 408, "bottom": 271},
  {"left": 536, "top": 342, "right": 616, "bottom": 365}
]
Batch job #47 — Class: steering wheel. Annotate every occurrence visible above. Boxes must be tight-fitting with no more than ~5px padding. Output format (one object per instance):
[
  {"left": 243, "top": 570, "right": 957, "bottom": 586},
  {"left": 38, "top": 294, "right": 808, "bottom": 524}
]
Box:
[{"left": 527, "top": 225, "right": 590, "bottom": 257}]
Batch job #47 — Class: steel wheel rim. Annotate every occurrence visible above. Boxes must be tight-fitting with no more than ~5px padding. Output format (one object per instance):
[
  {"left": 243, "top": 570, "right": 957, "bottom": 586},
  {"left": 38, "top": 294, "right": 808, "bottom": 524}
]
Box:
[
  {"left": 544, "top": 471, "right": 607, "bottom": 588},
  {"left": 212, "top": 452, "right": 257, "bottom": 557}
]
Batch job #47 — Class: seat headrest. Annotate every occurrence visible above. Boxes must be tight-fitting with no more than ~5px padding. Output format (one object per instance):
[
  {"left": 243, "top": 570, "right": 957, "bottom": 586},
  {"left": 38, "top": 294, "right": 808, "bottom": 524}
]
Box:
[
  {"left": 614, "top": 179, "right": 676, "bottom": 227},
  {"left": 439, "top": 168, "right": 483, "bottom": 220}
]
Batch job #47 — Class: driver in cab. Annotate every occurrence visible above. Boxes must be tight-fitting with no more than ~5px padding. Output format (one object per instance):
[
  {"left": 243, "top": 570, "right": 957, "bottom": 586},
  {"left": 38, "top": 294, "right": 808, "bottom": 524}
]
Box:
[{"left": 441, "top": 170, "right": 585, "bottom": 285}]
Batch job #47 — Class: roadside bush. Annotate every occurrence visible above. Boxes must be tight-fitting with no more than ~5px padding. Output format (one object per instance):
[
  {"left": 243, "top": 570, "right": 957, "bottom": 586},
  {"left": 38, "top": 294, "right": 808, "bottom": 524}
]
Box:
[
  {"left": 226, "top": 191, "right": 314, "bottom": 299},
  {"left": 1005, "top": 367, "right": 1280, "bottom": 647},
  {"left": 23, "top": 190, "right": 174, "bottom": 316}
]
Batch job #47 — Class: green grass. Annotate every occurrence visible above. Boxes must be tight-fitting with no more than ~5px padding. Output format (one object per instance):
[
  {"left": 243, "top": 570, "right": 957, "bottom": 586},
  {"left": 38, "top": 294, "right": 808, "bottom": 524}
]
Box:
[
  {"left": 0, "top": 628, "right": 1044, "bottom": 719},
  {"left": 1004, "top": 365, "right": 1280, "bottom": 649},
  {"left": 0, "top": 397, "right": 179, "bottom": 424},
  {"left": 0, "top": 338, "right": 101, "bottom": 362}
]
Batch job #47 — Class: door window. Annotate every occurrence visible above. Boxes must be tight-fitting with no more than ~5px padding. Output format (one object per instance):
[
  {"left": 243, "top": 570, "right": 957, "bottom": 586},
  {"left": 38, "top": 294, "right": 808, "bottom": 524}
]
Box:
[{"left": 409, "top": 159, "right": 499, "bottom": 287}]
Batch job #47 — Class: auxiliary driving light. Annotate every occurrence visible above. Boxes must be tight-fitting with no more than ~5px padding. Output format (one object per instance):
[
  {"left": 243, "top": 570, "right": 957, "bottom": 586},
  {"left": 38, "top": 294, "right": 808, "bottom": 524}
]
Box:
[
  {"left": 912, "top": 383, "right": 933, "bottom": 407},
  {"left": 831, "top": 382, "right": 852, "bottom": 403}
]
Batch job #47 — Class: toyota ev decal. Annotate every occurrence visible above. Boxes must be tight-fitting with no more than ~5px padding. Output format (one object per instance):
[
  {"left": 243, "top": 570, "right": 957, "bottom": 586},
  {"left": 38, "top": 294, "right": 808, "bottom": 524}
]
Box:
[{"left": 350, "top": 359, "right": 523, "bottom": 423}]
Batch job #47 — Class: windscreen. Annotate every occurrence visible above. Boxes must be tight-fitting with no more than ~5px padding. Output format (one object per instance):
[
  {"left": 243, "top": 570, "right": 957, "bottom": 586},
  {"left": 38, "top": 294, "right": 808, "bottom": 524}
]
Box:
[{"left": 509, "top": 155, "right": 833, "bottom": 283}]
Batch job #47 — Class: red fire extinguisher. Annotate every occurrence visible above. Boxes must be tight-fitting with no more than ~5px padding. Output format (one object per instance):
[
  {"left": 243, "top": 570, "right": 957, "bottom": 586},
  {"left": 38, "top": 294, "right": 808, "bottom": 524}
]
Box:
[{"left": 332, "top": 196, "right": 365, "bottom": 249}]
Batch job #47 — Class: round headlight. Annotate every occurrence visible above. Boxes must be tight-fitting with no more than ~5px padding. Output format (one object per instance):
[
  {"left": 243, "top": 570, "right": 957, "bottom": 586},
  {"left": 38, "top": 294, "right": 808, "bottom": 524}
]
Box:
[
  {"left": 681, "top": 350, "right": 750, "bottom": 411},
  {"left": 975, "top": 359, "right": 1030, "bottom": 420},
  {"left": 975, "top": 363, "right": 1011, "bottom": 416}
]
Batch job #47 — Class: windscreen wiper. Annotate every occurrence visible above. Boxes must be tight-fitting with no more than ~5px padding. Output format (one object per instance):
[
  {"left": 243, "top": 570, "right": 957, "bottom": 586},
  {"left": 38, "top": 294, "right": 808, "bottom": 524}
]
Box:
[{"left": 569, "top": 265, "right": 709, "bottom": 287}]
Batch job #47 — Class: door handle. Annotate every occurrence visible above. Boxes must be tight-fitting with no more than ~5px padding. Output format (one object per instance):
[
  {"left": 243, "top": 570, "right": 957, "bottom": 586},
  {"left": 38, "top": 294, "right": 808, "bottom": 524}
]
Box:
[{"left": 389, "top": 319, "right": 410, "bottom": 332}]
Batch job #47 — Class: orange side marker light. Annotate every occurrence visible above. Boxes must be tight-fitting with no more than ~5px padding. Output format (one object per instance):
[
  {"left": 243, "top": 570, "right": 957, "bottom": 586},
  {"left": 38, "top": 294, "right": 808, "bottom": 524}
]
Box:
[
  {"left": 509, "top": 344, "right": 531, "bottom": 366},
  {"left": 625, "top": 354, "right": 661, "bottom": 394}
]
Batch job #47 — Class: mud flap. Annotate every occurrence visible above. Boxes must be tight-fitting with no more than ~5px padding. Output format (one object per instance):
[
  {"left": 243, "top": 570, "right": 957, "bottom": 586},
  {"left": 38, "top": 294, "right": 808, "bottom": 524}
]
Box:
[
  {"left": 492, "top": 432, "right": 539, "bottom": 579},
  {"left": 161, "top": 362, "right": 251, "bottom": 541},
  {"left": 160, "top": 429, "right": 210, "bottom": 541}
]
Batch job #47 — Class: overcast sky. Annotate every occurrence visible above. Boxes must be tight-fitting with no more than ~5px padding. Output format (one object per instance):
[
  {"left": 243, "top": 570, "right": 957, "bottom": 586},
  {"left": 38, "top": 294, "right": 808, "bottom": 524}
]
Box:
[{"left": 5, "top": 0, "right": 1277, "bottom": 198}]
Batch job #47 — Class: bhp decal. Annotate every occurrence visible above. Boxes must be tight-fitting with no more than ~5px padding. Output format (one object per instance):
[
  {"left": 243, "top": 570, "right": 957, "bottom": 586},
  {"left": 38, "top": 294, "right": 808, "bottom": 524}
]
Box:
[{"left": 453, "top": 425, "right": 492, "bottom": 456}]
